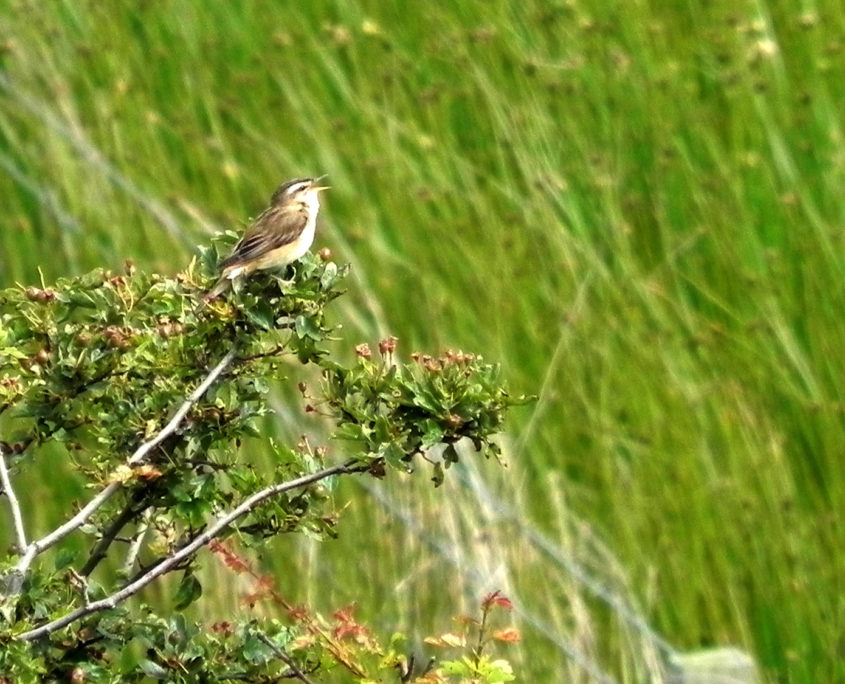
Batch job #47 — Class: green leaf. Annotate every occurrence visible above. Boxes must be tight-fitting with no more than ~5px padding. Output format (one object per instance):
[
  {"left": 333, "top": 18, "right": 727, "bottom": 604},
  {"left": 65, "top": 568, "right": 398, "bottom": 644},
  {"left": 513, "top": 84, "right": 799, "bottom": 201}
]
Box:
[
  {"left": 138, "top": 659, "right": 170, "bottom": 679},
  {"left": 441, "top": 658, "right": 472, "bottom": 676},
  {"left": 380, "top": 442, "right": 407, "bottom": 470},
  {"left": 294, "top": 314, "right": 322, "bottom": 341},
  {"left": 244, "top": 303, "right": 275, "bottom": 330},
  {"left": 173, "top": 572, "right": 202, "bottom": 610},
  {"left": 175, "top": 497, "right": 211, "bottom": 527},
  {"left": 320, "top": 262, "right": 338, "bottom": 290},
  {"left": 374, "top": 415, "right": 392, "bottom": 443},
  {"left": 422, "top": 420, "right": 445, "bottom": 446},
  {"left": 242, "top": 633, "right": 272, "bottom": 664},
  {"left": 54, "top": 548, "right": 78, "bottom": 571}
]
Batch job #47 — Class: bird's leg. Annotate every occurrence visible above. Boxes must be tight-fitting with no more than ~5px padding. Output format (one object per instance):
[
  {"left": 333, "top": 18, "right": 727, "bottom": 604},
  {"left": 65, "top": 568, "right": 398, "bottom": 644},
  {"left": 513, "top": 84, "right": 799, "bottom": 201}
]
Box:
[{"left": 275, "top": 265, "right": 297, "bottom": 289}]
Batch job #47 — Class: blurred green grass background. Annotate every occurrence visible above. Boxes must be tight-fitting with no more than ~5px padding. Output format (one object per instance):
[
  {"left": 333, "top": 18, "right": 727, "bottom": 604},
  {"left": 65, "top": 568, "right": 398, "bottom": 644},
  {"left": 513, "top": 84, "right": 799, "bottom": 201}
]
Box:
[{"left": 1, "top": 1, "right": 843, "bottom": 680}]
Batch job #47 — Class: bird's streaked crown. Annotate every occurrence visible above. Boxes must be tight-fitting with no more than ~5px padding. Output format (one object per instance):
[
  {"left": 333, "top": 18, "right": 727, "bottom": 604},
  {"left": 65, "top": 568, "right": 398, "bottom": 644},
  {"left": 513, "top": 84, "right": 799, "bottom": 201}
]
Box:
[{"left": 270, "top": 177, "right": 328, "bottom": 205}]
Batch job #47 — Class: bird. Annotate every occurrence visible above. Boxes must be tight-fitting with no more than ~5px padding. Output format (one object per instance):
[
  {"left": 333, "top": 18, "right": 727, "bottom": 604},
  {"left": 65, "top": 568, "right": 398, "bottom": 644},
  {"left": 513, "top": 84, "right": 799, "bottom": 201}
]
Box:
[{"left": 206, "top": 177, "right": 329, "bottom": 299}]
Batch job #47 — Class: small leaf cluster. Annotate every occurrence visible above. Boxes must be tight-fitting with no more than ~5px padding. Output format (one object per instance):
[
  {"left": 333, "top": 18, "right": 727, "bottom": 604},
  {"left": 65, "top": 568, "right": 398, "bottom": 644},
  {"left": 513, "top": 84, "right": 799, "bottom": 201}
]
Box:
[
  {"left": 321, "top": 346, "right": 529, "bottom": 486},
  {"left": 206, "top": 542, "right": 521, "bottom": 684}
]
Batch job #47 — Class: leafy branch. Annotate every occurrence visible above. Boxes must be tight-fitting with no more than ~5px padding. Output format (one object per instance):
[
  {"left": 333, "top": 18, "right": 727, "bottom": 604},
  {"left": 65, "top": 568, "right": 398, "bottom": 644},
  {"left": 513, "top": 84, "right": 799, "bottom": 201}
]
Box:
[
  {"left": 17, "top": 459, "right": 364, "bottom": 642},
  {"left": 0, "top": 235, "right": 527, "bottom": 680},
  {"left": 10, "top": 348, "right": 237, "bottom": 584}
]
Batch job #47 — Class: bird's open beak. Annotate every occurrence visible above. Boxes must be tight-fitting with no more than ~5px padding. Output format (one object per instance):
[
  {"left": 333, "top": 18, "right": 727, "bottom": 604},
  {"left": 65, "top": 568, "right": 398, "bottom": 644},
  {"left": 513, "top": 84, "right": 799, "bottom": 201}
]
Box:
[{"left": 312, "top": 175, "right": 330, "bottom": 192}]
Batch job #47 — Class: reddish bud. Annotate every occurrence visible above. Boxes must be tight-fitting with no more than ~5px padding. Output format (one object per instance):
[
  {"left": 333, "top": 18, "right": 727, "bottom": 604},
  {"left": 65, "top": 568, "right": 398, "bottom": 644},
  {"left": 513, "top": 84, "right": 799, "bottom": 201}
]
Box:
[
  {"left": 355, "top": 343, "right": 372, "bottom": 358},
  {"left": 134, "top": 464, "right": 163, "bottom": 481},
  {"left": 289, "top": 604, "right": 309, "bottom": 621},
  {"left": 445, "top": 414, "right": 463, "bottom": 429},
  {"left": 482, "top": 590, "right": 512, "bottom": 610},
  {"left": 423, "top": 357, "right": 442, "bottom": 372},
  {"left": 318, "top": 247, "right": 333, "bottom": 261},
  {"left": 297, "top": 381, "right": 308, "bottom": 394},
  {"left": 211, "top": 621, "right": 234, "bottom": 636},
  {"left": 332, "top": 603, "right": 357, "bottom": 623},
  {"left": 378, "top": 336, "right": 398, "bottom": 356}
]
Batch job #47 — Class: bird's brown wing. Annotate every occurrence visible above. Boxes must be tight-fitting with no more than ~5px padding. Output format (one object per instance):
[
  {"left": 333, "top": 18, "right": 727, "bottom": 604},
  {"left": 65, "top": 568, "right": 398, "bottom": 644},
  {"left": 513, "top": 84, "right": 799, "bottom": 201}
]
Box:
[{"left": 219, "top": 205, "right": 308, "bottom": 270}]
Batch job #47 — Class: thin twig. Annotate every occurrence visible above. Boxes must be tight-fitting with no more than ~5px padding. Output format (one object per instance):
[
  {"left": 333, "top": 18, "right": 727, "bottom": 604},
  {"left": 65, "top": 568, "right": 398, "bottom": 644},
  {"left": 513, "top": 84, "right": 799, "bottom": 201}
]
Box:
[
  {"left": 255, "top": 632, "right": 316, "bottom": 684},
  {"left": 0, "top": 446, "right": 27, "bottom": 550},
  {"left": 127, "top": 348, "right": 237, "bottom": 467},
  {"left": 79, "top": 491, "right": 150, "bottom": 577},
  {"left": 14, "top": 349, "right": 237, "bottom": 577},
  {"left": 18, "top": 459, "right": 362, "bottom": 641},
  {"left": 122, "top": 510, "right": 151, "bottom": 576},
  {"left": 68, "top": 569, "right": 91, "bottom": 606}
]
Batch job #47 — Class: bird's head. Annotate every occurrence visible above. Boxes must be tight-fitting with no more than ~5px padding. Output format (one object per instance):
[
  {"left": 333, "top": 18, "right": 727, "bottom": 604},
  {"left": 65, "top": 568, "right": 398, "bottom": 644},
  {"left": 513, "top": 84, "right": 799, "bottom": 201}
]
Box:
[{"left": 271, "top": 176, "right": 329, "bottom": 208}]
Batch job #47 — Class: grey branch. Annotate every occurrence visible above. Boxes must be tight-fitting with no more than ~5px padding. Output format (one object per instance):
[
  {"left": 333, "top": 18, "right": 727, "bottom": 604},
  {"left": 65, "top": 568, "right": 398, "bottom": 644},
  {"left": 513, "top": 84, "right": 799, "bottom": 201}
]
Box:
[
  {"left": 13, "top": 349, "right": 237, "bottom": 578},
  {"left": 17, "top": 459, "right": 361, "bottom": 641},
  {"left": 0, "top": 447, "right": 27, "bottom": 550}
]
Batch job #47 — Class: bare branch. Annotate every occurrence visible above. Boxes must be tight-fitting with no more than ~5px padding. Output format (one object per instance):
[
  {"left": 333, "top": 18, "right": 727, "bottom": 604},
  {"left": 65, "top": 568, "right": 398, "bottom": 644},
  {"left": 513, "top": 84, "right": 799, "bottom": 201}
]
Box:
[
  {"left": 0, "top": 446, "right": 27, "bottom": 550},
  {"left": 18, "top": 459, "right": 362, "bottom": 641},
  {"left": 13, "top": 348, "right": 237, "bottom": 577},
  {"left": 79, "top": 490, "right": 150, "bottom": 577},
  {"left": 255, "top": 632, "right": 316, "bottom": 684},
  {"left": 68, "top": 569, "right": 92, "bottom": 606}
]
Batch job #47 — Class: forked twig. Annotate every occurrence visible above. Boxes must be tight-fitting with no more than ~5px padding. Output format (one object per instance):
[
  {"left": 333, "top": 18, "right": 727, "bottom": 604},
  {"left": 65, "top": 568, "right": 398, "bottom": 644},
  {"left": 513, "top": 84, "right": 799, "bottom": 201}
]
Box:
[
  {"left": 18, "top": 459, "right": 361, "bottom": 641},
  {"left": 122, "top": 510, "right": 152, "bottom": 576},
  {"left": 13, "top": 349, "right": 237, "bottom": 578}
]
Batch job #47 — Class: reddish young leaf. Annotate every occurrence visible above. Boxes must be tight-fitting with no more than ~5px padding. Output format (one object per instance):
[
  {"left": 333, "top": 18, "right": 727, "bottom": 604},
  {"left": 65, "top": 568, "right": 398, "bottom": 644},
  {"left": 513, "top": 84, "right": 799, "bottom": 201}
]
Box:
[{"left": 492, "top": 627, "right": 521, "bottom": 643}]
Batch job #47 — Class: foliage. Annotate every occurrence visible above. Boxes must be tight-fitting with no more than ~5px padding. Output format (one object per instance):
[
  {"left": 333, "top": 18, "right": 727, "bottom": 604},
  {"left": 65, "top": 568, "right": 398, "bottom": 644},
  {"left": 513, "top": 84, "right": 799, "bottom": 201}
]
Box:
[
  {"left": 5, "top": 1, "right": 844, "bottom": 680},
  {"left": 0, "top": 242, "right": 525, "bottom": 681},
  {"left": 208, "top": 541, "right": 521, "bottom": 684}
]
